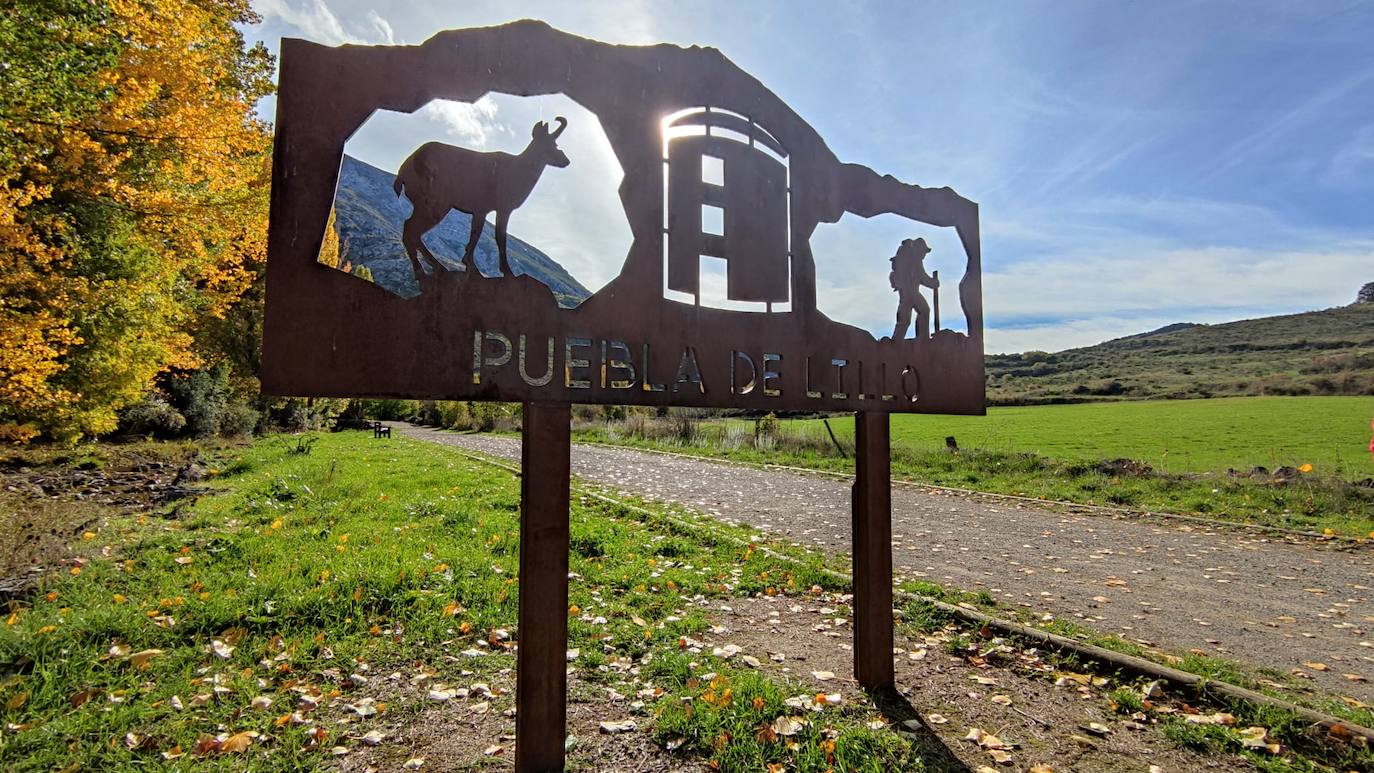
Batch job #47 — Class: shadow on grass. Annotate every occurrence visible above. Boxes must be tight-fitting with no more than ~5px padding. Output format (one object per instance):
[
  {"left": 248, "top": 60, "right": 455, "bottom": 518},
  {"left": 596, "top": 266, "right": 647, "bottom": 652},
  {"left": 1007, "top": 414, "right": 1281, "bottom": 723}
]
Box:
[{"left": 870, "top": 686, "right": 972, "bottom": 773}]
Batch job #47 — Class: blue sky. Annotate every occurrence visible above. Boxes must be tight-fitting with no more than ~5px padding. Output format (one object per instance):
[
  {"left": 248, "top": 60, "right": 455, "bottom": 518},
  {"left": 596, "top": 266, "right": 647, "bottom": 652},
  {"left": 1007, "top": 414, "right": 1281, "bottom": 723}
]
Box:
[{"left": 247, "top": 0, "right": 1374, "bottom": 353}]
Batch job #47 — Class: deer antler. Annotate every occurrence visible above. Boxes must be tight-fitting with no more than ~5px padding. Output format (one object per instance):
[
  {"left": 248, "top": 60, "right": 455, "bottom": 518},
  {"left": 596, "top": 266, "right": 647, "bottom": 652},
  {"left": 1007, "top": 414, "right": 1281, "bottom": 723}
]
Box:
[{"left": 550, "top": 116, "right": 567, "bottom": 140}]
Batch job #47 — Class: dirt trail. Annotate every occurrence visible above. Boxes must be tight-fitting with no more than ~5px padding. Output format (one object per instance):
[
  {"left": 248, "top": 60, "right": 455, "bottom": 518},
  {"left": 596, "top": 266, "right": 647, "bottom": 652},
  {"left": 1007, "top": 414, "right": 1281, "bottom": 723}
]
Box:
[{"left": 394, "top": 424, "right": 1374, "bottom": 703}]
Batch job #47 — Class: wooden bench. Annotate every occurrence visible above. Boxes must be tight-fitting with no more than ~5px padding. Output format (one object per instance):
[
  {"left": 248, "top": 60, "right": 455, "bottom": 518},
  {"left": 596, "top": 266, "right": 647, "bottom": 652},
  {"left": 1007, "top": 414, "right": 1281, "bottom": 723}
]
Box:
[{"left": 373, "top": 421, "right": 391, "bottom": 439}]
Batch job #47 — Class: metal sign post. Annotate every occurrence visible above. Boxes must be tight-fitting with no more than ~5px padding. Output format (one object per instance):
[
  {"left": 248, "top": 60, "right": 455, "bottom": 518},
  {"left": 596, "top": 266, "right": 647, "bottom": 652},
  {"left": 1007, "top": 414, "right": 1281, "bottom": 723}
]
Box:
[
  {"left": 852, "top": 411, "right": 894, "bottom": 690},
  {"left": 260, "top": 21, "right": 985, "bottom": 772},
  {"left": 516, "top": 403, "right": 571, "bottom": 770}
]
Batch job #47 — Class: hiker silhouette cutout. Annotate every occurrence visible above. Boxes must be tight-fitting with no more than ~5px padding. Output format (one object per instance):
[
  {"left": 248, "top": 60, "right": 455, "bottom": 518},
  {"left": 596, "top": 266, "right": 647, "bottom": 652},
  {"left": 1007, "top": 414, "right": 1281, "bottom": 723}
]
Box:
[
  {"left": 888, "top": 237, "right": 940, "bottom": 340},
  {"left": 395, "top": 117, "right": 570, "bottom": 280}
]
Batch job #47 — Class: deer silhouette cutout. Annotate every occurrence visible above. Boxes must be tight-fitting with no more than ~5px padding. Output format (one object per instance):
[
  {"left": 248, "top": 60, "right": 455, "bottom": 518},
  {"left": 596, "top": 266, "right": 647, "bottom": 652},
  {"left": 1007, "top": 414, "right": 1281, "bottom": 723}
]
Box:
[{"left": 394, "top": 117, "right": 570, "bottom": 279}]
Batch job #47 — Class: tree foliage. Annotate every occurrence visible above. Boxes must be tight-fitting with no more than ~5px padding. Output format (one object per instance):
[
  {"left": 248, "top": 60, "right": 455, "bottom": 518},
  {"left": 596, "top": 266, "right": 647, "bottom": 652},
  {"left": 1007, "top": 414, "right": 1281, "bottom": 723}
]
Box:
[{"left": 0, "top": 0, "right": 274, "bottom": 442}]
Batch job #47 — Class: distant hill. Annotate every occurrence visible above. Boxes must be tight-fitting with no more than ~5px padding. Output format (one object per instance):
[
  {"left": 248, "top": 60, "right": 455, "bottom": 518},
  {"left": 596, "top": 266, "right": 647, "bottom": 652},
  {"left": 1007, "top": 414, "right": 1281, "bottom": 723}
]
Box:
[
  {"left": 987, "top": 303, "right": 1374, "bottom": 405},
  {"left": 330, "top": 155, "right": 590, "bottom": 306}
]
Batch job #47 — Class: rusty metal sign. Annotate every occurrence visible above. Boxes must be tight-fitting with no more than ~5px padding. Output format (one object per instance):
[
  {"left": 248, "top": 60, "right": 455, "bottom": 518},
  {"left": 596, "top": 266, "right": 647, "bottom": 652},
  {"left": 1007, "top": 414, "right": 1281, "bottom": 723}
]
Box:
[{"left": 261, "top": 21, "right": 984, "bottom": 415}]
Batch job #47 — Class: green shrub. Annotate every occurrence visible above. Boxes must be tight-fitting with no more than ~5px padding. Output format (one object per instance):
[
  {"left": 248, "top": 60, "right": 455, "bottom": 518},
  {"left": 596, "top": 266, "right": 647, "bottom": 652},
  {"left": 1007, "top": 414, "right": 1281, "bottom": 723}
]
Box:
[
  {"left": 167, "top": 365, "right": 232, "bottom": 438},
  {"left": 219, "top": 402, "right": 259, "bottom": 438},
  {"left": 116, "top": 396, "right": 186, "bottom": 437},
  {"left": 436, "top": 401, "right": 471, "bottom": 429},
  {"left": 361, "top": 399, "right": 418, "bottom": 421}
]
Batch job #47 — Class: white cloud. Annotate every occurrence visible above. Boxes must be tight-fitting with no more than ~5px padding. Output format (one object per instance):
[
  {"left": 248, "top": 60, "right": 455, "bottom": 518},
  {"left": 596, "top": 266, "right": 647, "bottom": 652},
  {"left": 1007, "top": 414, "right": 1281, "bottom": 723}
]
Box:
[
  {"left": 983, "top": 242, "right": 1373, "bottom": 321},
  {"left": 253, "top": 0, "right": 400, "bottom": 46},
  {"left": 416, "top": 97, "right": 504, "bottom": 147},
  {"left": 254, "top": 0, "right": 352, "bottom": 45},
  {"left": 1201, "top": 63, "right": 1374, "bottom": 180},
  {"left": 985, "top": 316, "right": 1185, "bottom": 354},
  {"left": 1328, "top": 124, "right": 1374, "bottom": 187},
  {"left": 365, "top": 10, "right": 395, "bottom": 44}
]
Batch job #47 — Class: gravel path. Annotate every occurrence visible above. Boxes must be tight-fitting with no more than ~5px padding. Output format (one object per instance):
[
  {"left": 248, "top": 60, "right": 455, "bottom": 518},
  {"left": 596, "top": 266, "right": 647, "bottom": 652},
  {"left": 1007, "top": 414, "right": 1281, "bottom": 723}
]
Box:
[{"left": 395, "top": 423, "right": 1374, "bottom": 702}]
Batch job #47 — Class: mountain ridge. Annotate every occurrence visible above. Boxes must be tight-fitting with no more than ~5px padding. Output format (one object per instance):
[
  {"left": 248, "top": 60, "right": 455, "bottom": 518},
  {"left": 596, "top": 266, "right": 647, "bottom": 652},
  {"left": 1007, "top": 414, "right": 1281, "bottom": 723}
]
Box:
[{"left": 987, "top": 302, "right": 1374, "bottom": 404}]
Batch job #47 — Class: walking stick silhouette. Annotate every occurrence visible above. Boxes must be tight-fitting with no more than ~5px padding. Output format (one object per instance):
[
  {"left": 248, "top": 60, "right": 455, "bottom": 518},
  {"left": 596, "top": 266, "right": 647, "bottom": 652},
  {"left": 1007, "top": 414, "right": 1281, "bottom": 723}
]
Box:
[{"left": 932, "top": 270, "right": 940, "bottom": 335}]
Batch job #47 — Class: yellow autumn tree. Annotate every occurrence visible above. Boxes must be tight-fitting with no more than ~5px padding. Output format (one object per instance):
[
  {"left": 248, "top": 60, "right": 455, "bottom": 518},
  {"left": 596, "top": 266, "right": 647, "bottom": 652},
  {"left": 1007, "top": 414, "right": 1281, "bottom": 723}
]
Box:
[{"left": 0, "top": 0, "right": 273, "bottom": 442}]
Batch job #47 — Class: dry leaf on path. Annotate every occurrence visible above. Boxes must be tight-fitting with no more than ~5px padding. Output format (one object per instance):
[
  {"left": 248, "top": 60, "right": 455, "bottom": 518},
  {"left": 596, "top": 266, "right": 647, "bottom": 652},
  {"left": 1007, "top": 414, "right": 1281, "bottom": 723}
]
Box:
[{"left": 600, "top": 719, "right": 637, "bottom": 733}]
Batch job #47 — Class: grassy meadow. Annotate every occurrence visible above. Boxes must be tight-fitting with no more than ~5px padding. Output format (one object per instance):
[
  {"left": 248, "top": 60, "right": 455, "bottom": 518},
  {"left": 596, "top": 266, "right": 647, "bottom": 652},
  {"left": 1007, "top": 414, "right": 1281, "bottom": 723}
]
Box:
[
  {"left": 811, "top": 396, "right": 1374, "bottom": 478},
  {"left": 574, "top": 396, "right": 1374, "bottom": 536},
  {"left": 0, "top": 432, "right": 938, "bottom": 773},
  {"left": 3, "top": 432, "right": 1371, "bottom": 772}
]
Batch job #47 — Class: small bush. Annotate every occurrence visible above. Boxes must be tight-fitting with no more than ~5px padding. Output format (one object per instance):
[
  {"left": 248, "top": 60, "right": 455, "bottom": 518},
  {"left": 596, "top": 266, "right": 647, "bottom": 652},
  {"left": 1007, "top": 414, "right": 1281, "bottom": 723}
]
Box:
[
  {"left": 219, "top": 403, "right": 259, "bottom": 438},
  {"left": 118, "top": 397, "right": 187, "bottom": 438},
  {"left": 756, "top": 412, "right": 779, "bottom": 439},
  {"left": 436, "top": 401, "right": 471, "bottom": 429},
  {"left": 361, "top": 399, "right": 419, "bottom": 422},
  {"left": 168, "top": 365, "right": 232, "bottom": 438}
]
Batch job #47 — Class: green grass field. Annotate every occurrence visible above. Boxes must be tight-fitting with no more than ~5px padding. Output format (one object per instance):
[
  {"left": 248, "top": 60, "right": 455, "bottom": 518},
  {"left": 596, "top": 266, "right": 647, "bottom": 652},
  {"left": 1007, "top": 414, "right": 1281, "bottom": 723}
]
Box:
[
  {"left": 0, "top": 433, "right": 931, "bottom": 773},
  {"left": 578, "top": 396, "right": 1374, "bottom": 535},
  {"left": 794, "top": 396, "right": 1374, "bottom": 478}
]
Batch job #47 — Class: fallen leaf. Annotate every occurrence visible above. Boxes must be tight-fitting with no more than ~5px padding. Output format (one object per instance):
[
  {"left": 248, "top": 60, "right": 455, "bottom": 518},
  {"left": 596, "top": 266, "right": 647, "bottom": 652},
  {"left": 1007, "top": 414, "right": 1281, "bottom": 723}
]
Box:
[
  {"left": 1184, "top": 712, "right": 1236, "bottom": 726},
  {"left": 211, "top": 640, "right": 234, "bottom": 659},
  {"left": 811, "top": 670, "right": 836, "bottom": 681},
  {"left": 403, "top": 758, "right": 425, "bottom": 770},
  {"left": 128, "top": 649, "right": 163, "bottom": 670},
  {"left": 1238, "top": 725, "right": 1281, "bottom": 754},
  {"left": 360, "top": 729, "right": 385, "bottom": 746},
  {"left": 990, "top": 695, "right": 1012, "bottom": 706},
  {"left": 600, "top": 719, "right": 637, "bottom": 733},
  {"left": 1302, "top": 661, "right": 1330, "bottom": 672},
  {"left": 771, "top": 716, "right": 805, "bottom": 736},
  {"left": 483, "top": 745, "right": 504, "bottom": 756},
  {"left": 219, "top": 731, "right": 255, "bottom": 754}
]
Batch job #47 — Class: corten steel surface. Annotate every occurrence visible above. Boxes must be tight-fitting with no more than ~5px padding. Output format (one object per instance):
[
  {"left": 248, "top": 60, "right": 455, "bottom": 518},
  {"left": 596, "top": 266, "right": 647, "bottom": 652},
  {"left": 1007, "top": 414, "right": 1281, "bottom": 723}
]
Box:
[
  {"left": 516, "top": 403, "right": 571, "bottom": 772},
  {"left": 852, "top": 412, "right": 894, "bottom": 690},
  {"left": 260, "top": 20, "right": 985, "bottom": 415}
]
